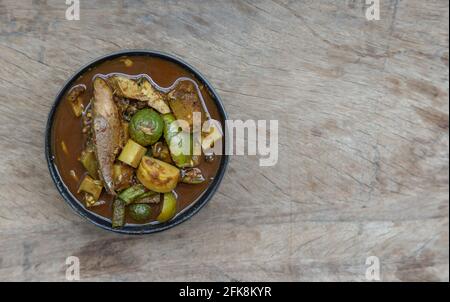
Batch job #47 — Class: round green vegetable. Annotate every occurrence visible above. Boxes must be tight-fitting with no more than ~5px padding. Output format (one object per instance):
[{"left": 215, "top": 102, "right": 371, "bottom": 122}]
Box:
[
  {"left": 128, "top": 204, "right": 152, "bottom": 221},
  {"left": 129, "top": 109, "right": 163, "bottom": 146}
]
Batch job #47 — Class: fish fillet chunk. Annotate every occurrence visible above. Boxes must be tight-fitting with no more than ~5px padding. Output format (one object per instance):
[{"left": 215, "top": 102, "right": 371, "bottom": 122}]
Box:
[
  {"left": 107, "top": 75, "right": 170, "bottom": 114},
  {"left": 92, "top": 77, "right": 122, "bottom": 195}
]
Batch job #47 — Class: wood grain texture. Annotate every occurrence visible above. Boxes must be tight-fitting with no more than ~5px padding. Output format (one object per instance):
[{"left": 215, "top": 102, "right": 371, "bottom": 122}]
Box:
[{"left": 0, "top": 0, "right": 448, "bottom": 281}]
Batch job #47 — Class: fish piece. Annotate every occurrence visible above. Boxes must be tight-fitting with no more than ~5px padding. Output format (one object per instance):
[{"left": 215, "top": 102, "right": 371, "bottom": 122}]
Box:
[
  {"left": 107, "top": 75, "right": 170, "bottom": 114},
  {"left": 167, "top": 80, "right": 206, "bottom": 128},
  {"left": 92, "top": 77, "right": 122, "bottom": 195}
]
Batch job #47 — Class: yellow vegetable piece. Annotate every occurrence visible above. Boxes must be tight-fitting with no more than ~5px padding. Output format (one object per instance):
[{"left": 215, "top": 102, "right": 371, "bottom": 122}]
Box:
[
  {"left": 84, "top": 194, "right": 106, "bottom": 208},
  {"left": 78, "top": 175, "right": 103, "bottom": 201},
  {"left": 157, "top": 192, "right": 177, "bottom": 223},
  {"left": 113, "top": 163, "right": 134, "bottom": 191},
  {"left": 79, "top": 149, "right": 99, "bottom": 179},
  {"left": 61, "top": 140, "right": 69, "bottom": 155},
  {"left": 121, "top": 58, "right": 134, "bottom": 67},
  {"left": 69, "top": 170, "right": 79, "bottom": 182},
  {"left": 70, "top": 97, "right": 83, "bottom": 117},
  {"left": 137, "top": 156, "right": 180, "bottom": 193},
  {"left": 66, "top": 85, "right": 85, "bottom": 117},
  {"left": 118, "top": 139, "right": 147, "bottom": 168}
]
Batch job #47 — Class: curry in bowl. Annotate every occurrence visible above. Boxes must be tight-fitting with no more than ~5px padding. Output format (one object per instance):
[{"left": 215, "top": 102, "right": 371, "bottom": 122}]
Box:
[{"left": 49, "top": 53, "right": 225, "bottom": 230}]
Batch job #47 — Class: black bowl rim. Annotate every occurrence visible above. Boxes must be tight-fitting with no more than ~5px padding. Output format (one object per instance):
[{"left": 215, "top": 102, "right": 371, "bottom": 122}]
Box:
[{"left": 45, "top": 49, "right": 229, "bottom": 235}]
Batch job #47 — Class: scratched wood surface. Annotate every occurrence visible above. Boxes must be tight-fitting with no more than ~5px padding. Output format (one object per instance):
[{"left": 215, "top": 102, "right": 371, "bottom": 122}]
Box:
[{"left": 0, "top": 0, "right": 448, "bottom": 281}]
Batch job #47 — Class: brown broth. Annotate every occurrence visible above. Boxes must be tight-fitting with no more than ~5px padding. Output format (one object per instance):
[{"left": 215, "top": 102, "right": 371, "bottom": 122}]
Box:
[{"left": 52, "top": 56, "right": 222, "bottom": 225}]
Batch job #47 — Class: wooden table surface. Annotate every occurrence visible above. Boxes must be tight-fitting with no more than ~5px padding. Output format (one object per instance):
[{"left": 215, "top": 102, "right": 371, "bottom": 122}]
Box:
[{"left": 0, "top": 0, "right": 448, "bottom": 282}]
